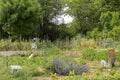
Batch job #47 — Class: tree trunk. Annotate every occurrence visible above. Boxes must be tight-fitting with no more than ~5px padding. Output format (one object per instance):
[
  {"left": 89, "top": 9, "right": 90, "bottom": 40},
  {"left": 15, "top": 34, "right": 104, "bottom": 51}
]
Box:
[{"left": 19, "top": 33, "right": 22, "bottom": 41}]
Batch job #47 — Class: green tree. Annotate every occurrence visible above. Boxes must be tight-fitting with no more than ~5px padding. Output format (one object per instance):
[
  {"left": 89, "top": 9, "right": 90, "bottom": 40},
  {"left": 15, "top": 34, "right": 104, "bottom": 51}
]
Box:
[
  {"left": 0, "top": 24, "right": 8, "bottom": 39},
  {"left": 66, "top": 0, "right": 100, "bottom": 35},
  {"left": 88, "top": 0, "right": 120, "bottom": 39},
  {"left": 99, "top": 0, "right": 120, "bottom": 32},
  {"left": 101, "top": 0, "right": 120, "bottom": 11},
  {"left": 38, "top": 0, "right": 64, "bottom": 40},
  {"left": 99, "top": 11, "right": 120, "bottom": 30},
  {"left": 109, "top": 26, "right": 120, "bottom": 40},
  {"left": 0, "top": 0, "right": 41, "bottom": 40}
]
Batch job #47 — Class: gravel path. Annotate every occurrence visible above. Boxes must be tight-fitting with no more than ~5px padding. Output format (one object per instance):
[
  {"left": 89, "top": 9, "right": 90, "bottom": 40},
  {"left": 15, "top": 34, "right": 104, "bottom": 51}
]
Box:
[
  {"left": 0, "top": 51, "right": 27, "bottom": 56},
  {"left": 0, "top": 50, "right": 45, "bottom": 56}
]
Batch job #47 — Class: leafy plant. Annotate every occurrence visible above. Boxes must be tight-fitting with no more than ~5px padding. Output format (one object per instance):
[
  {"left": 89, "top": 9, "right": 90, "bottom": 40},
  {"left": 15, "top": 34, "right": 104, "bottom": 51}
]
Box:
[
  {"left": 50, "top": 73, "right": 57, "bottom": 78},
  {"left": 69, "top": 70, "right": 75, "bottom": 76},
  {"left": 52, "top": 58, "right": 88, "bottom": 76},
  {"left": 0, "top": 39, "right": 31, "bottom": 51},
  {"left": 82, "top": 48, "right": 108, "bottom": 61},
  {"left": 95, "top": 71, "right": 100, "bottom": 76},
  {"left": 109, "top": 69, "right": 116, "bottom": 76},
  {"left": 11, "top": 70, "right": 31, "bottom": 80},
  {"left": 82, "top": 48, "right": 96, "bottom": 60}
]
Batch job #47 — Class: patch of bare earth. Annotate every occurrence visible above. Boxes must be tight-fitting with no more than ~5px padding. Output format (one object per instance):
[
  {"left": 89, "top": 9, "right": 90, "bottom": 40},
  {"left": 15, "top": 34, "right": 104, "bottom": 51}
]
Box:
[{"left": 0, "top": 50, "right": 45, "bottom": 56}]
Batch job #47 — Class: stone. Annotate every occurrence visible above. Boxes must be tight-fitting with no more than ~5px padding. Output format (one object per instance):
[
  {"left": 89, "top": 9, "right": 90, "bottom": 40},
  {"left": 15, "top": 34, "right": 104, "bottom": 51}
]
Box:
[{"left": 10, "top": 65, "right": 22, "bottom": 73}]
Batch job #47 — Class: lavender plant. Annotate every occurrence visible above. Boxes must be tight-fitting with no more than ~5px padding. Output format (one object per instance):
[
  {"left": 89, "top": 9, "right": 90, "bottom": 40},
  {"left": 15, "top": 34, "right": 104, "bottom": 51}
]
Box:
[{"left": 52, "top": 58, "right": 88, "bottom": 75}]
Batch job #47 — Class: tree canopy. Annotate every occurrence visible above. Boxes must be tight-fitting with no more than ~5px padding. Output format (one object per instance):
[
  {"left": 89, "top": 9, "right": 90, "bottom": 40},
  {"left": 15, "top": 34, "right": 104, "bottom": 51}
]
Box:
[
  {"left": 0, "top": 0, "right": 120, "bottom": 40},
  {"left": 0, "top": 0, "right": 41, "bottom": 40}
]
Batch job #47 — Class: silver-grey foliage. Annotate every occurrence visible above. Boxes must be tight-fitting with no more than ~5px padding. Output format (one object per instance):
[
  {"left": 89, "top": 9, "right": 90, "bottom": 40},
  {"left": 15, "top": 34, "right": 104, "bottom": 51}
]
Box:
[{"left": 52, "top": 58, "right": 88, "bottom": 75}]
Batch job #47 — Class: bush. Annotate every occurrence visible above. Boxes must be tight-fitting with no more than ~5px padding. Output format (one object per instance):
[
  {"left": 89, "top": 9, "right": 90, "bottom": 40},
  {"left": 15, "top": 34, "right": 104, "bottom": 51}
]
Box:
[
  {"left": 109, "top": 26, "right": 120, "bottom": 40},
  {"left": 80, "top": 39, "right": 97, "bottom": 48},
  {"left": 70, "top": 35, "right": 97, "bottom": 50},
  {"left": 36, "top": 40, "right": 63, "bottom": 55},
  {"left": 82, "top": 48, "right": 108, "bottom": 61},
  {"left": 88, "top": 28, "right": 101, "bottom": 39},
  {"left": 95, "top": 50, "right": 108, "bottom": 60},
  {"left": 82, "top": 48, "right": 96, "bottom": 60},
  {"left": 37, "top": 40, "right": 54, "bottom": 49},
  {"left": 0, "top": 39, "right": 31, "bottom": 51},
  {"left": 11, "top": 70, "right": 31, "bottom": 80},
  {"left": 52, "top": 58, "right": 88, "bottom": 75}
]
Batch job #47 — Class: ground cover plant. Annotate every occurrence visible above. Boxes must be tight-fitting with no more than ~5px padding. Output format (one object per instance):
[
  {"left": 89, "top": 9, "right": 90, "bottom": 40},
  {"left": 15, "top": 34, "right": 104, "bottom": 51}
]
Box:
[{"left": 0, "top": 38, "right": 120, "bottom": 80}]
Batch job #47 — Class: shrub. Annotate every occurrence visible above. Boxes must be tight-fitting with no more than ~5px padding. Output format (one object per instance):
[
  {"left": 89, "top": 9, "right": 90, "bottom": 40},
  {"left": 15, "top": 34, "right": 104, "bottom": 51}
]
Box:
[
  {"left": 37, "top": 40, "right": 58, "bottom": 49},
  {"left": 95, "top": 50, "right": 108, "bottom": 61},
  {"left": 0, "top": 39, "right": 31, "bottom": 51},
  {"left": 70, "top": 34, "right": 82, "bottom": 49},
  {"left": 109, "top": 69, "right": 116, "bottom": 76},
  {"left": 82, "top": 48, "right": 108, "bottom": 61},
  {"left": 36, "top": 40, "right": 63, "bottom": 55},
  {"left": 80, "top": 39, "right": 97, "bottom": 48},
  {"left": 11, "top": 70, "right": 31, "bottom": 80},
  {"left": 70, "top": 35, "right": 97, "bottom": 49},
  {"left": 52, "top": 58, "right": 88, "bottom": 76},
  {"left": 109, "top": 26, "right": 120, "bottom": 40},
  {"left": 54, "top": 39, "right": 72, "bottom": 50},
  {"left": 82, "top": 48, "right": 96, "bottom": 60},
  {"left": 88, "top": 28, "right": 101, "bottom": 39}
]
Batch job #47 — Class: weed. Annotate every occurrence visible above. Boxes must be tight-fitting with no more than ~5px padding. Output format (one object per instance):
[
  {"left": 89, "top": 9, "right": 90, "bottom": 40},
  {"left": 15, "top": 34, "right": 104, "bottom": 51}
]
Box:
[
  {"left": 82, "top": 48, "right": 108, "bottom": 61},
  {"left": 109, "top": 69, "right": 116, "bottom": 76},
  {"left": 69, "top": 70, "right": 75, "bottom": 76},
  {"left": 50, "top": 73, "right": 57, "bottom": 78}
]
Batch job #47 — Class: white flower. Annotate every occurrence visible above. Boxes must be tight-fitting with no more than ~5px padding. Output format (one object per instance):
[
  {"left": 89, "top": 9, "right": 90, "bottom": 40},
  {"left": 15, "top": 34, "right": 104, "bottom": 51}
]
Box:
[{"left": 100, "top": 60, "right": 106, "bottom": 67}]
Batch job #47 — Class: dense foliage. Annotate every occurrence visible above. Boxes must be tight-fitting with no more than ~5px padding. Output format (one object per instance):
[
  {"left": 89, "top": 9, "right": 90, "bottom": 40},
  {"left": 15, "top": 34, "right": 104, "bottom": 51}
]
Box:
[
  {"left": 0, "top": 0, "right": 41, "bottom": 40},
  {"left": 0, "top": 0, "right": 119, "bottom": 40}
]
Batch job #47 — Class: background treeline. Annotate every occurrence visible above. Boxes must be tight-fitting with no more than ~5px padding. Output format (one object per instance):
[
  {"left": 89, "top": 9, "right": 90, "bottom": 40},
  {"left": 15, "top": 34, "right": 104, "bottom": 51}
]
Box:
[{"left": 0, "top": 0, "right": 120, "bottom": 41}]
